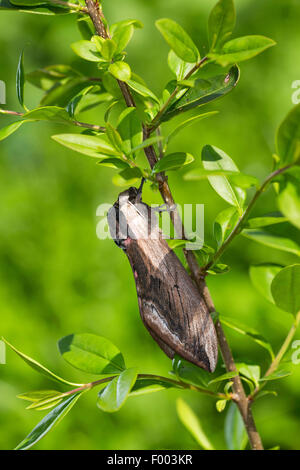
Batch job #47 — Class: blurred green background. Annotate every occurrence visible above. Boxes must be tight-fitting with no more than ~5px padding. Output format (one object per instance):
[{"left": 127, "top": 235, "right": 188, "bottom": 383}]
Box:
[{"left": 1, "top": 0, "right": 300, "bottom": 450}]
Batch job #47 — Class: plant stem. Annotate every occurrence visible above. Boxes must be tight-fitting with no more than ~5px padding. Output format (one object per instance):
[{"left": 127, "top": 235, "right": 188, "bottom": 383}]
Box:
[
  {"left": 265, "top": 310, "right": 300, "bottom": 378},
  {"left": 148, "top": 56, "right": 208, "bottom": 133},
  {"left": 49, "top": 0, "right": 88, "bottom": 13},
  {"left": 204, "top": 164, "right": 293, "bottom": 272},
  {"left": 85, "top": 0, "right": 264, "bottom": 450}
]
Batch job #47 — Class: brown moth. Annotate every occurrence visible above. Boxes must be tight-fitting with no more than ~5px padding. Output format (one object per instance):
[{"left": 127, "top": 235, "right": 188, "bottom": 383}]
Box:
[{"left": 107, "top": 183, "right": 218, "bottom": 372}]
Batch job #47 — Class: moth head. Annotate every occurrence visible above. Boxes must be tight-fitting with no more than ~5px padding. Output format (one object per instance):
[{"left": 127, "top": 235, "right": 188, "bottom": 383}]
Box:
[{"left": 117, "top": 186, "right": 139, "bottom": 207}]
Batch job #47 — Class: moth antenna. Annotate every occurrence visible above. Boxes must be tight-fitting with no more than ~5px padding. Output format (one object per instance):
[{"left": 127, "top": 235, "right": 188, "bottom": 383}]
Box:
[{"left": 136, "top": 177, "right": 146, "bottom": 203}]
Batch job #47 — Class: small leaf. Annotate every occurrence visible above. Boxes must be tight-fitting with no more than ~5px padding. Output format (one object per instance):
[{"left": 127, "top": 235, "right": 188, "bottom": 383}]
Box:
[
  {"left": 106, "top": 123, "right": 124, "bottom": 153},
  {"left": 15, "top": 393, "right": 83, "bottom": 450},
  {"left": 208, "top": 371, "right": 238, "bottom": 385},
  {"left": 153, "top": 152, "right": 194, "bottom": 173},
  {"left": 17, "top": 390, "right": 63, "bottom": 403},
  {"left": 249, "top": 264, "right": 283, "bottom": 304},
  {"left": 52, "top": 133, "right": 122, "bottom": 158},
  {"left": 209, "top": 35, "right": 276, "bottom": 67},
  {"left": 229, "top": 173, "right": 260, "bottom": 189},
  {"left": 109, "top": 61, "right": 131, "bottom": 82},
  {"left": 0, "top": 121, "right": 26, "bottom": 141},
  {"left": 260, "top": 369, "right": 291, "bottom": 382},
  {"left": 216, "top": 399, "right": 227, "bottom": 413},
  {"left": 166, "top": 111, "right": 218, "bottom": 144},
  {"left": 202, "top": 145, "right": 246, "bottom": 209},
  {"left": 112, "top": 24, "right": 134, "bottom": 53},
  {"left": 271, "top": 264, "right": 300, "bottom": 315},
  {"left": 208, "top": 0, "right": 236, "bottom": 51},
  {"left": 127, "top": 135, "right": 164, "bottom": 156},
  {"left": 167, "top": 50, "right": 195, "bottom": 80},
  {"left": 176, "top": 398, "right": 214, "bottom": 450},
  {"left": 130, "top": 377, "right": 180, "bottom": 396},
  {"left": 127, "top": 79, "right": 160, "bottom": 103},
  {"left": 155, "top": 18, "right": 200, "bottom": 63},
  {"left": 97, "top": 158, "right": 130, "bottom": 170},
  {"left": 2, "top": 338, "right": 81, "bottom": 387},
  {"left": 213, "top": 207, "right": 239, "bottom": 248},
  {"left": 117, "top": 108, "right": 142, "bottom": 157},
  {"left": 242, "top": 230, "right": 300, "bottom": 256},
  {"left": 58, "top": 333, "right": 126, "bottom": 375},
  {"left": 224, "top": 402, "right": 247, "bottom": 450},
  {"left": 219, "top": 316, "right": 274, "bottom": 359},
  {"left": 71, "top": 40, "right": 102, "bottom": 62},
  {"left": 112, "top": 167, "right": 142, "bottom": 187},
  {"left": 276, "top": 104, "right": 300, "bottom": 165},
  {"left": 236, "top": 363, "right": 260, "bottom": 387},
  {"left": 246, "top": 214, "right": 288, "bottom": 229},
  {"left": 16, "top": 49, "right": 27, "bottom": 110},
  {"left": 97, "top": 368, "right": 138, "bottom": 412},
  {"left": 172, "top": 355, "right": 210, "bottom": 388},
  {"left": 277, "top": 177, "right": 300, "bottom": 229},
  {"left": 163, "top": 65, "right": 239, "bottom": 120},
  {"left": 101, "top": 39, "right": 117, "bottom": 61}
]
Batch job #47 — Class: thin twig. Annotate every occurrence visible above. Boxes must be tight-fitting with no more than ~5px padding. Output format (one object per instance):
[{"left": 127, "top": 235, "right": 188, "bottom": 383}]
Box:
[
  {"left": 204, "top": 164, "right": 293, "bottom": 272},
  {"left": 49, "top": 0, "right": 88, "bottom": 13}
]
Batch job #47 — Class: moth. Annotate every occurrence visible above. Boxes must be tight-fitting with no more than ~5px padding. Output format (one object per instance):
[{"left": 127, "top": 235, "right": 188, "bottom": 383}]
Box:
[{"left": 107, "top": 182, "right": 218, "bottom": 372}]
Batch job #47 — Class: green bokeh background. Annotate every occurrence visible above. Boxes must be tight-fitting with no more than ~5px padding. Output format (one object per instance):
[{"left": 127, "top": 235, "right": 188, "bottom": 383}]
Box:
[{"left": 1, "top": 0, "right": 300, "bottom": 450}]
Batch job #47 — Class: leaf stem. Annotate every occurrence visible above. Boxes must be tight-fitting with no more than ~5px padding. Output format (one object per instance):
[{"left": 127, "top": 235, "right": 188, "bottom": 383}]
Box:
[
  {"left": 204, "top": 164, "right": 293, "bottom": 272},
  {"left": 49, "top": 0, "right": 88, "bottom": 13}
]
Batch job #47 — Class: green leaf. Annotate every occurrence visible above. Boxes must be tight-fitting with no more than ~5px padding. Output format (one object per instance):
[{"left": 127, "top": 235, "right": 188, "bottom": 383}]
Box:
[
  {"left": 41, "top": 78, "right": 92, "bottom": 107},
  {"left": 127, "top": 135, "right": 164, "bottom": 156},
  {"left": 97, "top": 158, "right": 130, "bottom": 170},
  {"left": 167, "top": 50, "right": 195, "bottom": 80},
  {"left": 18, "top": 390, "right": 63, "bottom": 402},
  {"left": 229, "top": 173, "right": 260, "bottom": 189},
  {"left": 0, "top": 121, "right": 26, "bottom": 141},
  {"left": 155, "top": 18, "right": 200, "bottom": 63},
  {"left": 260, "top": 369, "right": 292, "bottom": 382},
  {"left": 16, "top": 49, "right": 27, "bottom": 110},
  {"left": 112, "top": 24, "right": 134, "bottom": 53},
  {"left": 163, "top": 65, "right": 239, "bottom": 120},
  {"left": 242, "top": 230, "right": 300, "bottom": 256},
  {"left": 101, "top": 39, "right": 117, "bottom": 61},
  {"left": 219, "top": 315, "right": 274, "bottom": 359},
  {"left": 278, "top": 177, "right": 300, "bottom": 229},
  {"left": 208, "top": 0, "right": 236, "bottom": 51},
  {"left": 216, "top": 399, "right": 227, "bottom": 412},
  {"left": 58, "top": 333, "right": 126, "bottom": 375},
  {"left": 213, "top": 207, "right": 239, "bottom": 248},
  {"left": 11, "top": 0, "right": 47, "bottom": 5},
  {"left": 224, "top": 402, "right": 247, "bottom": 450},
  {"left": 153, "top": 152, "right": 194, "bottom": 173},
  {"left": 23, "top": 106, "right": 72, "bottom": 124},
  {"left": 109, "top": 61, "right": 131, "bottom": 82},
  {"left": 0, "top": 0, "right": 70, "bottom": 14},
  {"left": 15, "top": 393, "right": 83, "bottom": 450},
  {"left": 236, "top": 363, "right": 260, "bottom": 387},
  {"left": 249, "top": 264, "right": 283, "bottom": 304},
  {"left": 127, "top": 79, "right": 160, "bottom": 103},
  {"left": 130, "top": 377, "right": 180, "bottom": 396},
  {"left": 208, "top": 371, "right": 238, "bottom": 386},
  {"left": 110, "top": 19, "right": 143, "bottom": 33},
  {"left": 209, "top": 35, "right": 276, "bottom": 67},
  {"left": 202, "top": 145, "right": 246, "bottom": 209},
  {"left": 166, "top": 111, "right": 218, "bottom": 144},
  {"left": 246, "top": 214, "right": 288, "bottom": 229},
  {"left": 2, "top": 338, "right": 81, "bottom": 386},
  {"left": 271, "top": 264, "right": 300, "bottom": 315},
  {"left": 172, "top": 355, "right": 210, "bottom": 388},
  {"left": 97, "top": 368, "right": 138, "bottom": 412},
  {"left": 71, "top": 40, "right": 102, "bottom": 62},
  {"left": 276, "top": 104, "right": 300, "bottom": 165},
  {"left": 117, "top": 108, "right": 142, "bottom": 157},
  {"left": 106, "top": 123, "right": 124, "bottom": 153},
  {"left": 52, "top": 133, "right": 122, "bottom": 158},
  {"left": 176, "top": 398, "right": 214, "bottom": 450},
  {"left": 112, "top": 167, "right": 142, "bottom": 187}
]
